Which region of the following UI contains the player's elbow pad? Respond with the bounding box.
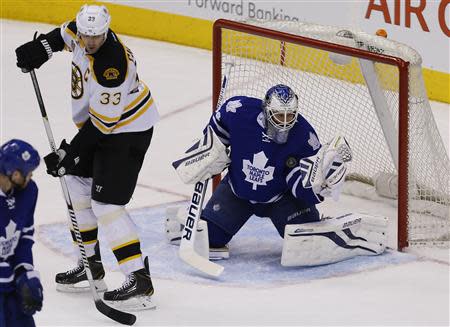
[286,167,324,204]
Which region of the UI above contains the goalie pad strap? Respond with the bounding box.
[281,213,388,267]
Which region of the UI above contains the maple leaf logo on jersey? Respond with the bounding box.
[242,151,274,190]
[0,221,20,260]
[6,197,15,210]
[226,100,242,113]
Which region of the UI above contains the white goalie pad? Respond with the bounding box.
[165,205,209,258]
[281,213,388,267]
[172,126,231,184]
[165,205,187,244]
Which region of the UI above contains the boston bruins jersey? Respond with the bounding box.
[60,21,159,134]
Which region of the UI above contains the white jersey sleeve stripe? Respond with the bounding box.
[212,115,230,138]
[21,235,34,241]
[22,225,35,233]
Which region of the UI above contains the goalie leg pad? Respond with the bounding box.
[165,206,229,260]
[194,220,209,259]
[165,205,187,245]
[281,213,388,267]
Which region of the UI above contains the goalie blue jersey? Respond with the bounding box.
[207,96,321,203]
[0,181,37,292]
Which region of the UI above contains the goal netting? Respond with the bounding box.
[212,19,449,249]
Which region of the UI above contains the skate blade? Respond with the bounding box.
[56,279,107,293]
[209,248,229,261]
[105,295,156,311]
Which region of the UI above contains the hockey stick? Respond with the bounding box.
[178,63,233,277]
[179,179,224,277]
[27,69,136,326]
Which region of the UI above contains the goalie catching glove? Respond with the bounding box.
[172,126,230,184]
[287,135,352,203]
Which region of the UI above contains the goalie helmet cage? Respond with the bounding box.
[212,19,450,250]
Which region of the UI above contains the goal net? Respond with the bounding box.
[212,19,449,250]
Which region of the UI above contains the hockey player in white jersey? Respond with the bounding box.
[15,5,158,309]
[171,84,387,267]
[0,139,43,327]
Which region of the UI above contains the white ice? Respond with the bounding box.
[0,20,449,326]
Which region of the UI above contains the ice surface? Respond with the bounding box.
[1,19,448,326]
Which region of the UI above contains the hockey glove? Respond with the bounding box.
[16,35,52,72]
[15,270,43,316]
[44,139,79,177]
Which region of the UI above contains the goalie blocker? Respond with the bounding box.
[172,126,230,184]
[281,213,388,266]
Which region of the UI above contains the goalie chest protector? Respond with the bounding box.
[208,96,321,203]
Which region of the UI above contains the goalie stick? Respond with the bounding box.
[178,63,233,277]
[27,69,137,326]
[179,179,224,277]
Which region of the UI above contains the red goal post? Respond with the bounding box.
[212,19,449,251]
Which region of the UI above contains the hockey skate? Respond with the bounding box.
[56,243,107,292]
[209,245,229,260]
[103,257,155,311]
[55,256,107,293]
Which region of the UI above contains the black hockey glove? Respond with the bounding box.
[15,28,65,72]
[15,35,53,72]
[44,139,79,177]
[15,269,43,316]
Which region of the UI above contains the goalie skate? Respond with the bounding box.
[55,258,107,293]
[209,245,230,261]
[104,257,156,311]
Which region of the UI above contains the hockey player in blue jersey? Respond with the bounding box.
[0,139,43,327]
[170,84,387,267]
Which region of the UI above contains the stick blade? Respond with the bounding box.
[179,248,224,277]
[95,299,137,326]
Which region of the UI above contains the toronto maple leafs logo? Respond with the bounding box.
[266,85,295,105]
[225,100,242,113]
[22,150,31,161]
[242,151,274,190]
[6,197,15,210]
[0,221,20,259]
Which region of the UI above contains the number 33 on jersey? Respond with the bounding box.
[63,20,159,134]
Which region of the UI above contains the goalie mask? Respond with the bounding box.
[76,5,111,37]
[263,84,299,144]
